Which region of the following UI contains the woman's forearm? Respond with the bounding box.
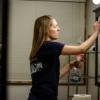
[59,63,70,79]
[59,60,77,79]
[80,31,99,52]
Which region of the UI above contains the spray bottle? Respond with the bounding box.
[70,54,84,83]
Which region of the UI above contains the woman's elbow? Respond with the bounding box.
[80,46,88,53]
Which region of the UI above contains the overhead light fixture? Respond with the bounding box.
[92,0,100,5]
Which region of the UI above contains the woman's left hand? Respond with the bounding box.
[70,54,85,68]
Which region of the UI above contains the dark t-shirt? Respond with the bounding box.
[30,41,64,100]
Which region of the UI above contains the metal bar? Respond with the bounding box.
[67,55,71,100]
[22,0,86,3]
[86,53,89,94]
[76,85,78,94]
[97,87,100,100]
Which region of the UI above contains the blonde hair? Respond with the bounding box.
[30,15,53,61]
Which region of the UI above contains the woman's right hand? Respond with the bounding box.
[93,21,100,33]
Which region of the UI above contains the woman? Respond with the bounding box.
[28,15,100,100]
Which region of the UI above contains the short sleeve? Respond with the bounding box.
[38,41,65,56]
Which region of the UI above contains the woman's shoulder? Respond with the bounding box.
[43,40,64,46]
[41,40,65,51]
[37,41,65,56]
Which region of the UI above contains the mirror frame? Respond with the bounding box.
[93,7,100,86]
[0,0,9,99]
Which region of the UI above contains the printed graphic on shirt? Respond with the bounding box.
[30,62,43,74]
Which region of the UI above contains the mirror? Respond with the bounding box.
[7,0,86,85]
